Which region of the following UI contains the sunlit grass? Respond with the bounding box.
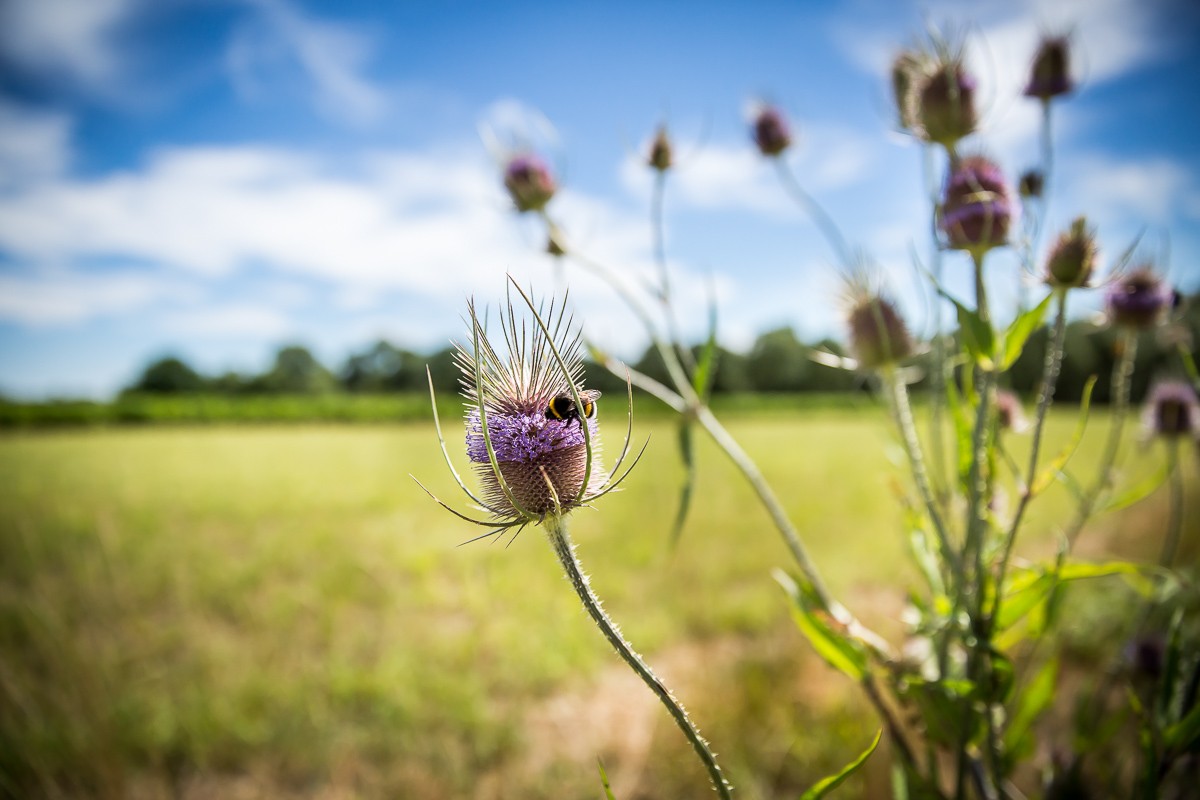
[0,408,1193,798]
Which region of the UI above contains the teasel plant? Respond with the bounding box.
[477,21,1199,799]
[415,278,733,799]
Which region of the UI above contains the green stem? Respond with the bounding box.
[883,367,960,585]
[991,290,1068,619]
[1160,439,1183,568]
[1066,328,1138,548]
[924,142,949,498]
[650,170,696,374]
[544,515,733,799]
[773,157,854,269]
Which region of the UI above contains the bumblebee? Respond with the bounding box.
[545,390,600,428]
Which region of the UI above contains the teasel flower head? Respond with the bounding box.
[995,390,1030,433]
[751,104,792,157]
[648,125,673,172]
[503,152,557,213]
[1044,216,1098,290]
[940,155,1014,254]
[1142,380,1199,439]
[1018,169,1044,199]
[843,274,914,371]
[914,45,977,147]
[1024,35,1073,102]
[418,280,640,541]
[1106,266,1172,329]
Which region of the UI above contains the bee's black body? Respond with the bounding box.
[545,390,600,428]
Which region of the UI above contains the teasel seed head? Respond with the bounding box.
[1044,216,1098,290]
[915,57,977,147]
[1024,36,1074,102]
[503,153,557,213]
[940,155,1014,254]
[648,125,673,172]
[752,104,792,157]
[1142,380,1199,439]
[1018,169,1044,199]
[1106,266,1172,329]
[844,278,913,370]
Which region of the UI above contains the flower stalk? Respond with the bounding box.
[544,514,734,799]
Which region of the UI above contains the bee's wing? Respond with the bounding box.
[580,389,602,401]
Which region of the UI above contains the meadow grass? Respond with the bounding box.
[0,407,1193,798]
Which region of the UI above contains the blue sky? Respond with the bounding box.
[1,0,1198,399]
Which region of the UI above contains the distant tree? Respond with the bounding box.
[746,327,811,392]
[259,345,334,394]
[341,340,425,392]
[425,347,461,396]
[130,356,205,394]
[806,338,860,393]
[707,346,751,393]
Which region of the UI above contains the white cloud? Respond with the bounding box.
[1064,153,1198,227]
[164,305,293,338]
[620,126,878,217]
[0,0,134,86]
[0,269,184,326]
[227,0,387,124]
[0,102,72,190]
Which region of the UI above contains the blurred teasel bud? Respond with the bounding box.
[1044,216,1097,289]
[995,390,1030,433]
[844,280,913,370]
[915,57,977,147]
[940,155,1014,254]
[1025,36,1074,102]
[1124,633,1166,681]
[503,153,557,213]
[752,104,792,157]
[1018,169,1044,199]
[1142,380,1199,439]
[648,126,673,172]
[1106,266,1173,329]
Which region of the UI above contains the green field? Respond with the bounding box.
[1,408,1193,799]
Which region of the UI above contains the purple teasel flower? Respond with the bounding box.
[1024,36,1074,101]
[1106,267,1173,330]
[503,153,557,213]
[752,104,792,157]
[941,155,1015,254]
[1142,380,1199,439]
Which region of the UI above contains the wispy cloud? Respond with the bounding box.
[0,0,135,88]
[0,102,72,190]
[227,0,387,125]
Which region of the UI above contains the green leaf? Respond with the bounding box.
[800,729,882,800]
[669,420,697,548]
[1000,292,1053,371]
[598,759,617,800]
[1003,658,1059,765]
[775,571,867,681]
[1101,459,1171,512]
[1164,703,1200,751]
[943,364,974,486]
[947,292,995,369]
[1031,375,1097,495]
[692,291,719,401]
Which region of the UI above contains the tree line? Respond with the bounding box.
[127,297,1200,404]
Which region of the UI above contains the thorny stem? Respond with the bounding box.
[883,366,960,584]
[542,213,698,407]
[924,142,949,498]
[544,515,733,800]
[773,157,855,269]
[1066,328,1138,548]
[991,290,1068,620]
[957,249,999,800]
[539,201,924,782]
[650,170,696,373]
[1161,438,1183,568]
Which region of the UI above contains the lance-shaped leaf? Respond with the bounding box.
[799,729,882,800]
[1003,657,1059,768]
[999,292,1053,371]
[945,291,996,369]
[775,571,867,681]
[692,286,720,401]
[669,419,697,548]
[598,759,618,800]
[1101,459,1171,513]
[1031,375,1097,496]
